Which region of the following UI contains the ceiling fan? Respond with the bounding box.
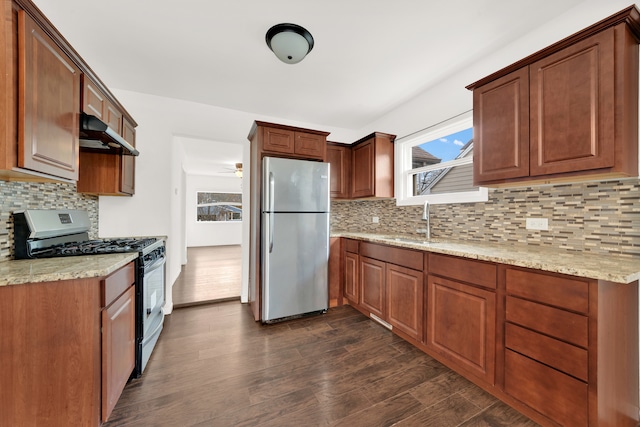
[221,163,243,177]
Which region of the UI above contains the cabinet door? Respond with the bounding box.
[82,75,106,119]
[359,256,385,318]
[121,118,136,195]
[294,132,325,159]
[344,251,359,304]
[326,143,351,199]
[351,139,374,198]
[105,102,123,135]
[18,11,80,181]
[473,67,529,184]
[386,264,423,341]
[263,126,294,154]
[530,28,615,176]
[426,274,496,384]
[102,285,135,422]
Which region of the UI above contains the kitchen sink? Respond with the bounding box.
[389,237,444,244]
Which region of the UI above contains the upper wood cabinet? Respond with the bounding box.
[326,142,351,199]
[0,0,137,186]
[351,132,395,198]
[77,76,136,196]
[469,7,640,186]
[256,122,328,160]
[18,10,80,181]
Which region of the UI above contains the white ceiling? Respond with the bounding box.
[32,0,585,175]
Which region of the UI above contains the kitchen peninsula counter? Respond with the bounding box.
[0,252,138,286]
[333,232,640,284]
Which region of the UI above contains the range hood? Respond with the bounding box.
[79,113,139,156]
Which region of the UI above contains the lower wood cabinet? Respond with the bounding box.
[343,240,359,305]
[360,256,386,319]
[102,285,135,422]
[355,242,425,342]
[335,237,639,426]
[0,261,136,426]
[426,274,496,384]
[386,263,423,340]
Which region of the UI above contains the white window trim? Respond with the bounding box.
[394,110,488,206]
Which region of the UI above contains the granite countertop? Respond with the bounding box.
[333,232,640,284]
[0,253,139,286]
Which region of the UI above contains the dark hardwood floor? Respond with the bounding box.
[105,302,539,426]
[172,246,242,307]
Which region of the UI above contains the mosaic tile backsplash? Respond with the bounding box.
[331,178,640,259]
[0,181,98,261]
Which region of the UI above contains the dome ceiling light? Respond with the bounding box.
[266,23,314,64]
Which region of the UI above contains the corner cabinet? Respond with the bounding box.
[469,7,640,186]
[17,10,80,181]
[351,132,395,198]
[326,142,351,199]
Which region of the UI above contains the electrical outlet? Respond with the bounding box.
[372,216,379,224]
[526,218,548,231]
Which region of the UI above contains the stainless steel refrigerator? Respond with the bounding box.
[262,156,330,322]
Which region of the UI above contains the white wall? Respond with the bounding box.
[98,0,637,316]
[186,174,242,247]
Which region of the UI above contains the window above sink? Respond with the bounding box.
[394,110,488,206]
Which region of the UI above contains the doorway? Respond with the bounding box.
[172,245,242,307]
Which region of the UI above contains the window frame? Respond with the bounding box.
[394,111,488,206]
[196,191,243,222]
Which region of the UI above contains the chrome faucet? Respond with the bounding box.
[422,201,430,240]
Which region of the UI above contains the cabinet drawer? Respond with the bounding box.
[102,262,135,307]
[345,239,359,253]
[360,242,423,271]
[505,323,588,381]
[506,268,589,313]
[428,253,496,289]
[505,350,588,427]
[506,296,588,347]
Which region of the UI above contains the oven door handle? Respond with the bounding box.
[144,256,166,273]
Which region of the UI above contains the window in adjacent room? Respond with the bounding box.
[394,110,487,206]
[196,192,242,222]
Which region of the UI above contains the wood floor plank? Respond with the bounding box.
[104,302,539,427]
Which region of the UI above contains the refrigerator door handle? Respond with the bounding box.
[268,172,275,213]
[268,172,275,252]
[268,213,274,253]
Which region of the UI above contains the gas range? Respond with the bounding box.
[12,209,166,378]
[13,209,162,259]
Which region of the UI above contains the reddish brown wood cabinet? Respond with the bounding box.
[343,240,360,305]
[469,8,640,186]
[0,261,136,426]
[501,267,639,427]
[0,1,137,185]
[426,254,497,384]
[260,124,326,160]
[354,242,424,341]
[18,10,80,181]
[351,132,395,198]
[101,262,136,422]
[326,142,351,199]
[77,77,137,196]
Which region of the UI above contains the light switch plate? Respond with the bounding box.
[372,216,379,224]
[526,218,548,231]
